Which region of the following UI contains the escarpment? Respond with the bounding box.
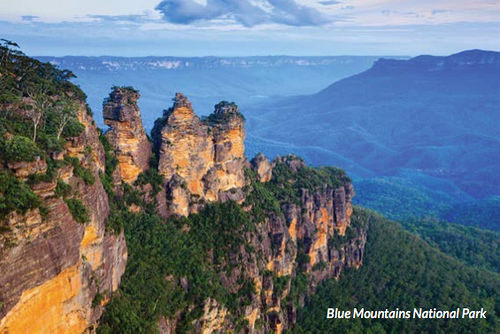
[103,87,152,184]
[1,45,367,334]
[93,90,367,332]
[152,155,367,333]
[0,99,127,333]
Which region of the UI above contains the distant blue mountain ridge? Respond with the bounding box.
[36,55,388,131]
[244,50,500,230]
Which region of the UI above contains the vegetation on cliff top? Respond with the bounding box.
[0,42,90,226]
[266,156,350,205]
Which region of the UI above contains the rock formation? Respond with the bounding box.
[0,101,127,333]
[0,83,366,334]
[221,156,365,332]
[251,153,273,183]
[103,87,152,184]
[152,94,246,215]
[156,154,366,333]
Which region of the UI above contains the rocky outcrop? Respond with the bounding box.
[0,102,127,333]
[160,155,366,333]
[152,94,246,216]
[7,157,47,179]
[0,86,366,334]
[251,153,272,183]
[103,87,152,184]
[244,157,365,332]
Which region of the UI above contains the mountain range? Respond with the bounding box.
[245,50,500,229]
[36,51,500,229]
[36,55,388,130]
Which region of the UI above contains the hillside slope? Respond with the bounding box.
[295,208,499,333]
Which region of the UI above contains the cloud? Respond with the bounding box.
[88,14,149,23]
[155,0,329,27]
[319,0,341,5]
[21,15,39,21]
[431,9,449,15]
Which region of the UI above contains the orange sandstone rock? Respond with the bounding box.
[103,87,152,184]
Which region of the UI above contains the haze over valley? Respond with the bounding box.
[40,50,500,230]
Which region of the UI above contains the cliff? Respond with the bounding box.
[94,91,366,333]
[0,101,127,333]
[144,154,366,333]
[0,44,367,334]
[103,87,152,184]
[198,156,366,333]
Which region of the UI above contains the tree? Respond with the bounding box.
[0,39,20,66]
[55,98,78,140]
[26,86,51,142]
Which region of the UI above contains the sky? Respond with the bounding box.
[0,0,499,56]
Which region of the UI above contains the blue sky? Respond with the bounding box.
[0,0,499,56]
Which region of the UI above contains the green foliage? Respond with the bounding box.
[65,198,90,224]
[0,42,85,102]
[244,167,281,222]
[0,171,40,219]
[267,158,349,204]
[294,208,499,333]
[2,135,40,162]
[204,101,245,124]
[92,292,104,308]
[441,196,500,231]
[273,275,290,298]
[54,178,72,198]
[66,156,95,185]
[99,201,258,332]
[287,272,308,305]
[135,167,164,196]
[400,218,499,272]
[99,134,118,180]
[112,85,139,93]
[37,134,65,153]
[62,118,85,138]
[354,177,500,231]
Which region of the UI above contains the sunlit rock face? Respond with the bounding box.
[152,93,246,216]
[103,87,152,184]
[251,153,273,183]
[0,103,127,333]
[158,154,365,333]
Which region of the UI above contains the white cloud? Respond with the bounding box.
[0,0,498,28]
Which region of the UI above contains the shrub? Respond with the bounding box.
[65,198,90,224]
[62,118,85,138]
[135,167,164,196]
[2,135,40,162]
[54,179,72,198]
[66,156,95,185]
[0,171,40,218]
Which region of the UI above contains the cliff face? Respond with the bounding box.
[0,102,127,333]
[103,87,152,184]
[155,154,366,334]
[94,92,366,333]
[153,94,246,216]
[211,157,366,333]
[0,76,366,333]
